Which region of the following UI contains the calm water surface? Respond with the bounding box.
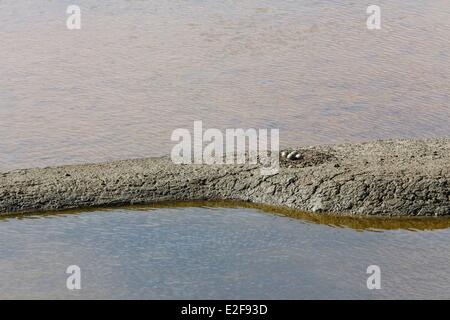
[0,205,449,299]
[0,0,449,170]
[1,1,449,299]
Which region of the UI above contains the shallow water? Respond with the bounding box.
[0,205,449,299]
[1,0,449,170]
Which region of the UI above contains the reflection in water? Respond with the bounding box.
[5,201,450,231]
[0,205,449,299]
[0,0,449,170]
[141,201,450,232]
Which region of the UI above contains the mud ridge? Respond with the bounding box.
[1,139,449,217]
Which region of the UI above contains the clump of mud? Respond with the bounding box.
[280,149,336,168]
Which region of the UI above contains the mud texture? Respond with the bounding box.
[0,139,449,217]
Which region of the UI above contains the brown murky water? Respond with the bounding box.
[1,0,449,170]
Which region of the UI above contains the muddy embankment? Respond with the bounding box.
[0,139,449,217]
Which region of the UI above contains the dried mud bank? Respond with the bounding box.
[1,139,449,217]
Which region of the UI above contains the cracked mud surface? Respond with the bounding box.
[1,139,449,217]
